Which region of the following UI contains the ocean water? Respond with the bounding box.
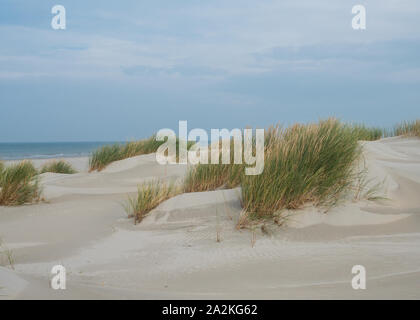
[0,142,119,160]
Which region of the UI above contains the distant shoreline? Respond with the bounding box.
[3,155,88,161]
[1,154,89,161]
[0,141,120,161]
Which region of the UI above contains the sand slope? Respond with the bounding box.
[1,138,420,299]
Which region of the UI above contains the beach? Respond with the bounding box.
[0,136,419,299]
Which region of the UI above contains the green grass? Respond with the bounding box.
[394,120,420,137]
[0,161,41,206]
[89,144,122,172]
[183,132,276,193]
[89,135,194,172]
[184,140,245,192]
[241,118,361,218]
[89,135,162,172]
[40,160,77,174]
[124,180,180,223]
[350,124,383,141]
[183,120,382,217]
[184,162,243,192]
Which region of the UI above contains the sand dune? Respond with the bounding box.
[1,137,420,299]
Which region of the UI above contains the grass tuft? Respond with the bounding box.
[89,144,122,172]
[350,124,383,141]
[241,118,361,218]
[0,161,41,206]
[89,135,163,172]
[89,135,193,172]
[184,134,272,193]
[124,180,181,224]
[40,160,77,174]
[184,159,243,193]
[394,120,420,137]
[0,237,15,270]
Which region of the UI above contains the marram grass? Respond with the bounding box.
[394,119,420,137]
[183,131,277,193]
[0,161,41,206]
[184,162,243,193]
[40,160,77,174]
[89,135,193,172]
[115,117,419,225]
[241,118,362,218]
[183,120,381,218]
[124,180,181,224]
[89,135,164,172]
[89,144,122,172]
[184,141,245,193]
[349,124,383,141]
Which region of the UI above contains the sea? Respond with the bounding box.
[0,142,120,160]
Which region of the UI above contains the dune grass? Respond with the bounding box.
[124,180,181,224]
[40,160,77,174]
[89,135,194,172]
[394,120,420,137]
[183,142,244,192]
[0,237,15,269]
[89,135,162,172]
[120,118,418,225]
[89,144,122,172]
[0,161,41,206]
[183,131,277,193]
[183,120,377,218]
[184,162,243,193]
[241,119,361,218]
[350,124,383,141]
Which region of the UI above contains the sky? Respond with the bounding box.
[0,0,419,142]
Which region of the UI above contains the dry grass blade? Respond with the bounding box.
[0,237,15,270]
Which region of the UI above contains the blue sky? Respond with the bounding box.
[0,0,419,142]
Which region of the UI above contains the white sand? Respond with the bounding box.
[1,137,420,299]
